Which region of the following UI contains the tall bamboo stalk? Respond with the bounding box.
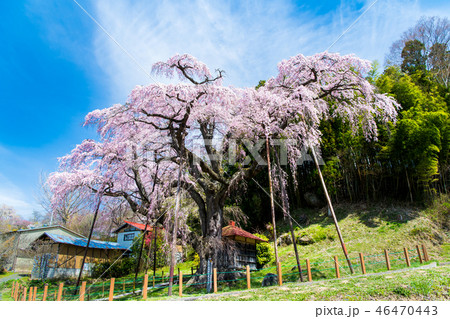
[310,146,354,274]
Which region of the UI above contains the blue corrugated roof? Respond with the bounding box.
[43,232,129,250]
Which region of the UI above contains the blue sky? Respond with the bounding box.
[1,0,449,218]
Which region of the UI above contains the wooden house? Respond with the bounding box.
[0,225,85,274]
[30,232,129,279]
[112,220,157,249]
[222,221,267,270]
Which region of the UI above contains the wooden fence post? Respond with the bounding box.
[334,256,340,279]
[13,282,18,301]
[306,259,312,282]
[57,283,64,301]
[213,268,217,293]
[416,245,423,263]
[22,287,27,301]
[179,271,183,297]
[384,249,391,270]
[12,282,16,300]
[277,262,283,286]
[153,276,155,288]
[359,253,366,274]
[28,287,33,301]
[403,247,411,267]
[122,280,125,293]
[42,284,48,301]
[79,281,86,301]
[142,274,148,299]
[33,286,37,301]
[162,271,164,282]
[246,265,251,289]
[109,278,115,301]
[422,244,429,262]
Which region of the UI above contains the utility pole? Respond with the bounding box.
[310,146,354,274]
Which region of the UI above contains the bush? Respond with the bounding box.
[91,257,135,279]
[299,225,335,243]
[254,233,274,269]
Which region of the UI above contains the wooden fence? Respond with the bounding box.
[9,244,430,301]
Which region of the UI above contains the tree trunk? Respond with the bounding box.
[195,195,229,273]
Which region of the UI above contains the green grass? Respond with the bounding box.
[204,264,450,301]
[0,271,12,279]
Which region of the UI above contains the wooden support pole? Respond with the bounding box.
[22,287,27,301]
[306,259,312,282]
[28,287,33,301]
[277,262,283,286]
[213,268,217,293]
[265,137,280,268]
[384,249,391,270]
[359,253,366,274]
[142,274,148,300]
[422,244,429,262]
[311,146,354,274]
[109,278,115,301]
[33,286,37,301]
[43,284,48,301]
[57,283,64,301]
[153,276,155,288]
[122,280,125,293]
[79,282,86,301]
[179,271,183,297]
[246,265,251,289]
[403,247,411,267]
[334,256,340,279]
[54,291,57,301]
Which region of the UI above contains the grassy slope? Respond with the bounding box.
[274,199,450,266]
[205,264,450,301]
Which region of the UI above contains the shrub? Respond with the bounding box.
[91,257,135,279]
[299,225,335,243]
[254,233,274,269]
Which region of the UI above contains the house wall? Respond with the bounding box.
[229,236,258,270]
[31,243,125,279]
[116,229,141,248]
[0,226,85,273]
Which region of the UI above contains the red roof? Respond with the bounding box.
[222,221,267,242]
[123,220,154,231]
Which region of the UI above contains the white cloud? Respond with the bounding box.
[86,0,449,102]
[0,173,39,218]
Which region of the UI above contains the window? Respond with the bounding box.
[123,233,135,241]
